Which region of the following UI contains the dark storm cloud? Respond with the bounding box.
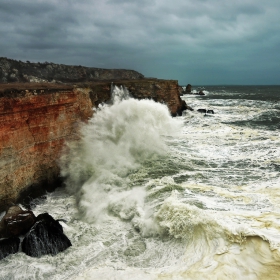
[0,1,78,52]
[0,0,279,84]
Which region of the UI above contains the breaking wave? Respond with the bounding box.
[2,85,277,279]
[60,85,182,223]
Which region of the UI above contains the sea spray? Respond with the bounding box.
[1,86,280,279]
[58,85,280,280]
[60,85,182,222]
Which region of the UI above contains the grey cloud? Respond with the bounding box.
[0,0,279,84]
[0,1,54,15]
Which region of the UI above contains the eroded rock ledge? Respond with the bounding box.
[0,79,186,211]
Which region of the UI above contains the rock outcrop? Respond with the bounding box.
[197,109,214,114]
[0,84,95,211]
[22,212,72,257]
[0,206,71,259]
[0,205,36,238]
[0,57,144,83]
[103,79,185,116]
[0,60,189,211]
[0,237,20,260]
[185,84,192,93]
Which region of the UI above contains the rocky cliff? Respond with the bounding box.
[0,84,93,211]
[0,57,144,83]
[84,79,185,116]
[0,78,185,211]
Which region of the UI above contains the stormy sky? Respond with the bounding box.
[1,0,279,85]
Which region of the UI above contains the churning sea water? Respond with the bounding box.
[0,85,279,280]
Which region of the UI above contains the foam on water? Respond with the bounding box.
[60,85,182,223]
[69,87,280,279]
[1,86,280,280]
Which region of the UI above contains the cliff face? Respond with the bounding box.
[83,79,184,116]
[0,79,184,211]
[113,79,183,116]
[0,86,93,211]
[0,57,144,83]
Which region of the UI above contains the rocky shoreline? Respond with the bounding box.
[0,205,71,259]
[0,58,191,213]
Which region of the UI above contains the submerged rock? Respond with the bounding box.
[198,90,205,95]
[197,109,215,114]
[197,109,207,113]
[22,213,71,257]
[0,237,20,260]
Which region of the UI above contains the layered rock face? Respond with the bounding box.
[0,85,97,211]
[0,57,144,83]
[0,77,185,211]
[88,79,184,116]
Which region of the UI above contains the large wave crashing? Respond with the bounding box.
[59,85,182,223]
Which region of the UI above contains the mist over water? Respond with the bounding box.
[1,85,280,280]
[60,85,182,225]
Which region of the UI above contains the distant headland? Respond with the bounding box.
[0,57,144,84]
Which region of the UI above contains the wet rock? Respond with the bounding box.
[185,84,192,93]
[0,78,183,210]
[0,205,36,238]
[198,90,205,95]
[176,100,194,116]
[181,99,194,111]
[0,237,20,260]
[197,109,214,114]
[197,109,207,113]
[22,213,71,257]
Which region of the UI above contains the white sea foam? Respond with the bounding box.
[65,87,280,279]
[70,188,280,280]
[60,85,182,222]
[1,86,280,280]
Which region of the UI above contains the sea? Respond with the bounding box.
[0,85,280,280]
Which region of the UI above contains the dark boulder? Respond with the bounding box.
[197,109,207,113]
[185,84,192,93]
[22,213,71,257]
[0,205,36,238]
[198,90,205,95]
[197,109,214,114]
[0,237,20,260]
